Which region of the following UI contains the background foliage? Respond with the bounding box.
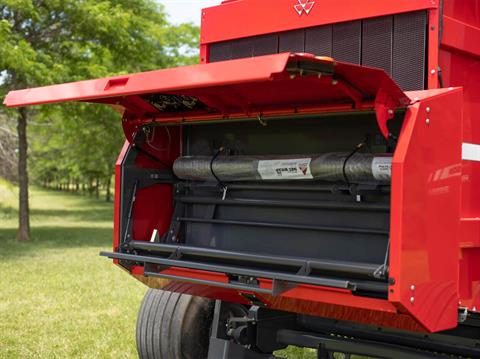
[0,0,199,202]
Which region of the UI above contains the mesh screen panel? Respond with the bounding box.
[208,11,428,90]
[332,21,362,64]
[209,41,232,62]
[253,34,279,56]
[231,38,254,59]
[362,16,393,75]
[393,11,427,91]
[305,25,332,57]
[279,29,305,53]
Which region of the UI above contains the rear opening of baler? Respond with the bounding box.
[117,111,402,300]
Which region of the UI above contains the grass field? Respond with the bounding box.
[0,182,146,358]
[0,182,323,358]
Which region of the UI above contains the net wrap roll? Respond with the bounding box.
[173,153,392,183]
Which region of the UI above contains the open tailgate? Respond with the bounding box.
[4,53,409,138]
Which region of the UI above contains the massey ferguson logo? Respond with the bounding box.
[294,0,315,15]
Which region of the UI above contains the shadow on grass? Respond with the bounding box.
[0,186,116,259]
[0,203,17,220]
[0,226,114,260]
[29,208,114,222]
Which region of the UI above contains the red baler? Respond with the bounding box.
[5,0,480,357]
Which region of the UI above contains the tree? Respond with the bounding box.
[0,114,17,182]
[0,0,199,240]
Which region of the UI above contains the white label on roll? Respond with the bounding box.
[257,158,313,180]
[372,157,392,180]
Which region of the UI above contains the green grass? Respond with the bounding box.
[0,182,364,359]
[0,184,145,358]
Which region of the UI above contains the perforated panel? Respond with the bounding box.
[362,16,393,75]
[208,11,427,91]
[393,11,427,91]
[279,29,305,53]
[305,25,332,57]
[209,41,232,62]
[231,38,253,59]
[253,34,279,56]
[332,21,361,64]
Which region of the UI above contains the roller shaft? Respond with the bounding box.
[173,153,392,184]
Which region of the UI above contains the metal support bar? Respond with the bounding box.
[126,241,387,279]
[163,202,184,242]
[183,182,391,194]
[144,270,275,294]
[335,78,364,109]
[121,180,138,246]
[178,216,389,236]
[100,251,389,294]
[297,315,480,358]
[277,330,446,359]
[177,196,390,212]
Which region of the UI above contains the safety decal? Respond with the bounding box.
[257,158,313,180]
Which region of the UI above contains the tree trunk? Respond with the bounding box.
[105,176,111,202]
[95,177,100,200]
[17,108,30,241]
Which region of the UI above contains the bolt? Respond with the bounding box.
[332,79,338,85]
[290,74,296,80]
[388,109,394,115]
[426,118,430,125]
[410,285,415,291]
[410,297,415,303]
[431,69,436,75]
[426,107,431,113]
[473,307,477,312]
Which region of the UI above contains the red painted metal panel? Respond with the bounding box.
[3,54,291,108]
[439,1,480,313]
[442,15,480,59]
[4,55,408,132]
[135,268,426,332]
[200,0,437,44]
[443,0,480,29]
[427,9,440,89]
[132,185,173,241]
[389,88,463,332]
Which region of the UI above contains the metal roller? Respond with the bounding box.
[173,153,392,183]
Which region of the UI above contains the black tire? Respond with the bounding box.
[136,289,214,359]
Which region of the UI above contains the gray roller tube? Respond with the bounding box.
[173,153,392,183]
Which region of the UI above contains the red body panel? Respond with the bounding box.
[200,0,437,44]
[4,0,480,334]
[3,54,408,143]
[440,0,480,312]
[3,54,291,108]
[389,88,463,331]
